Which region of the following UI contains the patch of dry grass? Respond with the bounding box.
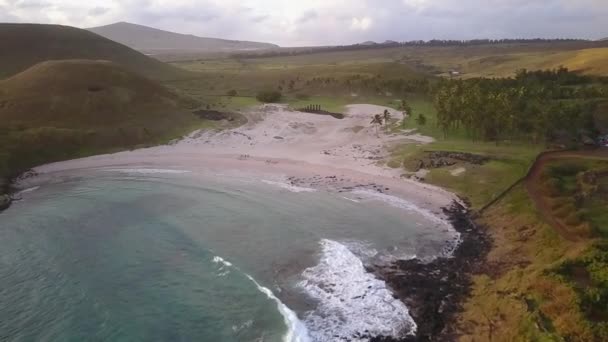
[458,187,595,341]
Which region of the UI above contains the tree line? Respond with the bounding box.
[231,39,604,60]
[433,68,607,143]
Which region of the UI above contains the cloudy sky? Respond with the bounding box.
[1,0,607,46]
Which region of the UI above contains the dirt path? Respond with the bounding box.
[524,149,608,241]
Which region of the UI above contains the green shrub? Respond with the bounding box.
[295,93,310,100]
[256,90,282,103]
[227,89,238,97]
[416,113,427,126]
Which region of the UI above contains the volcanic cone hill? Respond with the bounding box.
[0,60,202,181]
[0,23,190,80]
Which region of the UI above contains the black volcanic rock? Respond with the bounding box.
[371,202,492,341]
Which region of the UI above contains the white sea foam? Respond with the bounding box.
[212,256,233,277]
[351,190,462,257]
[340,196,361,203]
[212,255,311,342]
[232,319,253,333]
[352,189,447,226]
[262,180,317,193]
[14,186,40,196]
[102,168,191,174]
[212,256,233,267]
[246,275,312,342]
[298,239,416,341]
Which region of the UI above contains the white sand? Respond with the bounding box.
[22,104,459,212]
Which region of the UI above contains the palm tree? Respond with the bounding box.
[400,100,412,127]
[383,110,391,130]
[370,114,383,137]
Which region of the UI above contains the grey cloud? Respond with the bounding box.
[297,10,318,24]
[1,0,607,46]
[251,15,269,23]
[15,0,50,9]
[88,6,109,17]
[0,5,19,21]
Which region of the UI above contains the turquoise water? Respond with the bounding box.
[0,169,457,341]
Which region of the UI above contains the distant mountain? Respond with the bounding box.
[87,22,279,54]
[360,41,377,46]
[383,40,398,45]
[0,23,188,80]
[600,37,608,41]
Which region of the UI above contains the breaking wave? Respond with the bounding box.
[262,180,317,193]
[298,239,416,341]
[102,168,191,174]
[212,255,311,342]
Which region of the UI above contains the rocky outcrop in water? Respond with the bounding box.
[0,194,12,211]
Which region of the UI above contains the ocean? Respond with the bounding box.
[0,168,458,341]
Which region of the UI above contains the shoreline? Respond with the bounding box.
[370,202,491,341]
[6,104,488,341]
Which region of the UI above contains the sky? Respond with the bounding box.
[1,0,607,46]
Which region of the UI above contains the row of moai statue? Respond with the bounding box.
[304,104,321,112]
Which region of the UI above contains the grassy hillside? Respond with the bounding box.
[430,47,608,78]
[0,23,191,80]
[387,101,608,340]
[88,22,278,55]
[179,41,608,79]
[163,41,608,114]
[167,54,429,113]
[0,60,207,191]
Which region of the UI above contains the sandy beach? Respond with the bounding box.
[19,104,458,216]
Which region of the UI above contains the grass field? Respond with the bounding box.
[541,160,608,237]
[169,41,608,86]
[443,47,608,79]
[386,95,543,209]
[165,41,608,116]
[168,57,426,108]
[458,186,597,341]
[479,158,608,341]
[383,94,607,340]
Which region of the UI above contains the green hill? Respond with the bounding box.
[0,60,204,190]
[88,22,278,55]
[0,23,190,80]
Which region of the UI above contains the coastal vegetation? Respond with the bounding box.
[433,68,606,143]
[256,90,282,103]
[387,77,608,340]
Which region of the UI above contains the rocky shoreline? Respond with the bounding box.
[370,201,491,342]
[283,174,491,341]
[0,170,41,213]
[0,193,11,211]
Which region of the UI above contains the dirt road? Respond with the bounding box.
[525,149,608,241]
